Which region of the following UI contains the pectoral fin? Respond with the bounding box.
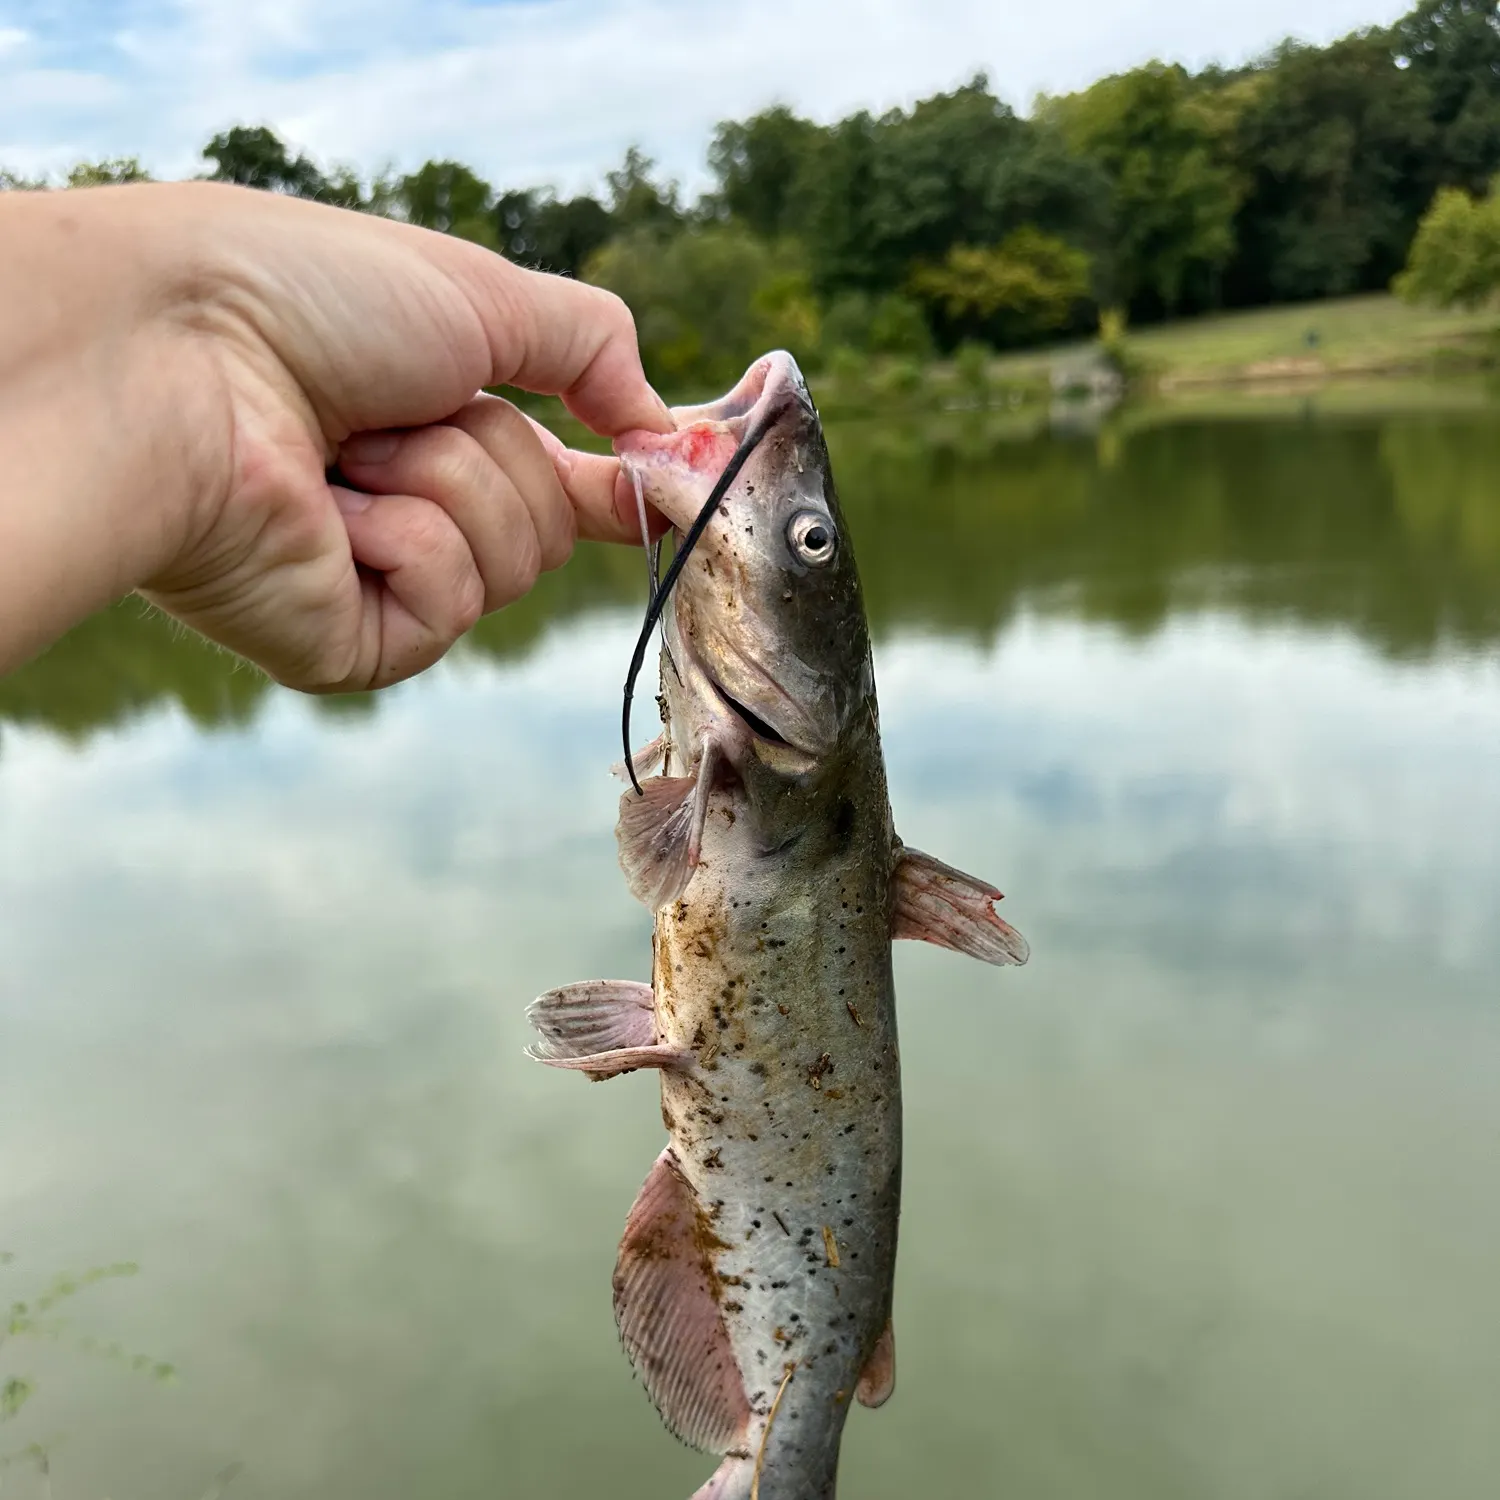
[526,980,689,1081]
[892,846,1030,966]
[528,979,656,1054]
[614,1149,752,1454]
[616,738,723,910]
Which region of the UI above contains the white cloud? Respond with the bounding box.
[0,0,1413,191]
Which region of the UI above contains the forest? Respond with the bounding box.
[6,0,1500,388]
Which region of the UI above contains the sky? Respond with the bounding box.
[0,0,1412,195]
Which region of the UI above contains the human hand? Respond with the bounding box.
[0,181,672,688]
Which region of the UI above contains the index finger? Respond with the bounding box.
[523,415,672,546]
[438,244,676,438]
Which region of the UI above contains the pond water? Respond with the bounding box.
[2,390,1499,1499]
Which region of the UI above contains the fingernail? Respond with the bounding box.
[340,431,400,466]
[333,486,372,515]
[650,393,676,432]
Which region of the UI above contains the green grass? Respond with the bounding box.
[990,292,1500,388]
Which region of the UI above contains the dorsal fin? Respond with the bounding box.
[613,1149,752,1454]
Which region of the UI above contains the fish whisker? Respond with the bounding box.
[620,407,781,796]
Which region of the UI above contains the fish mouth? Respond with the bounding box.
[614,351,815,528]
[671,349,815,431]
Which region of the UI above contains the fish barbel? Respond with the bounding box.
[528,352,1028,1499]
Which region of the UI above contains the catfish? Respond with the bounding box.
[527,351,1027,1498]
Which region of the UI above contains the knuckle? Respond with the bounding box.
[480,393,527,440]
[507,516,543,599]
[597,286,637,338]
[538,506,577,573]
[406,501,455,558]
[418,430,485,499]
[271,639,362,695]
[451,571,485,634]
[478,401,531,460]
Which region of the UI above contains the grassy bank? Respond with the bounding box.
[808,294,1500,413]
[990,292,1500,391]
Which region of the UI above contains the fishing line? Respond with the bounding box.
[630,468,656,602]
[621,408,779,796]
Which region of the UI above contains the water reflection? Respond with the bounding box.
[6,393,1500,743]
[2,392,1498,1500]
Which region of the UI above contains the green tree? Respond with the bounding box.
[909,228,1093,347]
[1225,34,1432,303]
[708,106,824,239]
[494,189,613,277]
[788,111,885,293]
[1396,0,1500,195]
[605,146,683,237]
[795,79,1097,297]
[718,78,1100,320]
[1393,178,1500,305]
[399,160,495,244]
[988,121,1111,255]
[860,78,1031,267]
[202,125,329,198]
[66,158,152,186]
[585,225,818,391]
[821,292,935,358]
[1043,62,1241,315]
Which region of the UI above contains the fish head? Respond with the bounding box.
[617,351,875,776]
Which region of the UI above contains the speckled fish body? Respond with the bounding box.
[527,353,1028,1500]
[647,418,900,1499]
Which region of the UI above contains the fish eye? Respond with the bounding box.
[787,510,836,566]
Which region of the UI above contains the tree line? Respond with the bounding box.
[5,0,1500,388]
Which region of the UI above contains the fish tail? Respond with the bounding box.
[689,1455,754,1500]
